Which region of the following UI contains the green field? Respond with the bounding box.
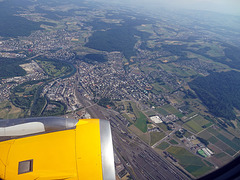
[216,134,240,151]
[225,148,236,156]
[162,104,179,114]
[167,146,213,177]
[150,131,166,146]
[208,136,218,144]
[207,127,220,136]
[36,59,73,78]
[207,127,240,153]
[199,129,216,141]
[144,110,156,117]
[169,139,178,145]
[157,123,168,132]
[130,102,148,133]
[122,113,133,123]
[183,115,212,134]
[214,152,227,158]
[214,140,236,156]
[183,119,204,133]
[190,115,212,127]
[129,125,150,144]
[0,101,23,119]
[160,104,184,118]
[183,131,192,138]
[159,63,197,77]
[156,108,170,116]
[151,83,163,92]
[156,142,170,150]
[136,24,154,34]
[203,160,214,167]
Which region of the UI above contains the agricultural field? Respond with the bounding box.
[210,152,233,167]
[169,139,178,145]
[155,108,170,116]
[199,127,239,157]
[160,104,184,118]
[158,63,198,78]
[167,146,213,178]
[189,115,212,128]
[130,102,148,133]
[183,119,204,133]
[156,142,170,150]
[207,127,240,152]
[150,131,166,146]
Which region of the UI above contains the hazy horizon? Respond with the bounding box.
[95,0,240,16]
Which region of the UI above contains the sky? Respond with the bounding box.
[107,0,240,16]
[154,0,240,15]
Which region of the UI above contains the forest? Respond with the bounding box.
[85,19,150,59]
[0,58,27,79]
[189,71,240,120]
[83,54,107,64]
[0,0,43,37]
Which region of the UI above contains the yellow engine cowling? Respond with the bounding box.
[0,117,115,180]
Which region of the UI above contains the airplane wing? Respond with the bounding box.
[0,117,115,180]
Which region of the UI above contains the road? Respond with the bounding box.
[75,86,190,180]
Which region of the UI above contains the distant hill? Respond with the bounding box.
[85,18,150,59]
[189,71,240,120]
[0,0,53,37]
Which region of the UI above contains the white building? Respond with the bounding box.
[150,116,163,123]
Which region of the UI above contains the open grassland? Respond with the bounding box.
[122,113,133,123]
[150,131,166,146]
[36,59,74,78]
[0,101,22,119]
[161,104,184,118]
[167,146,213,178]
[156,108,170,116]
[37,61,65,77]
[129,125,150,144]
[136,24,154,34]
[144,110,156,117]
[186,51,231,72]
[130,102,148,133]
[151,83,163,92]
[139,65,156,74]
[157,123,168,132]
